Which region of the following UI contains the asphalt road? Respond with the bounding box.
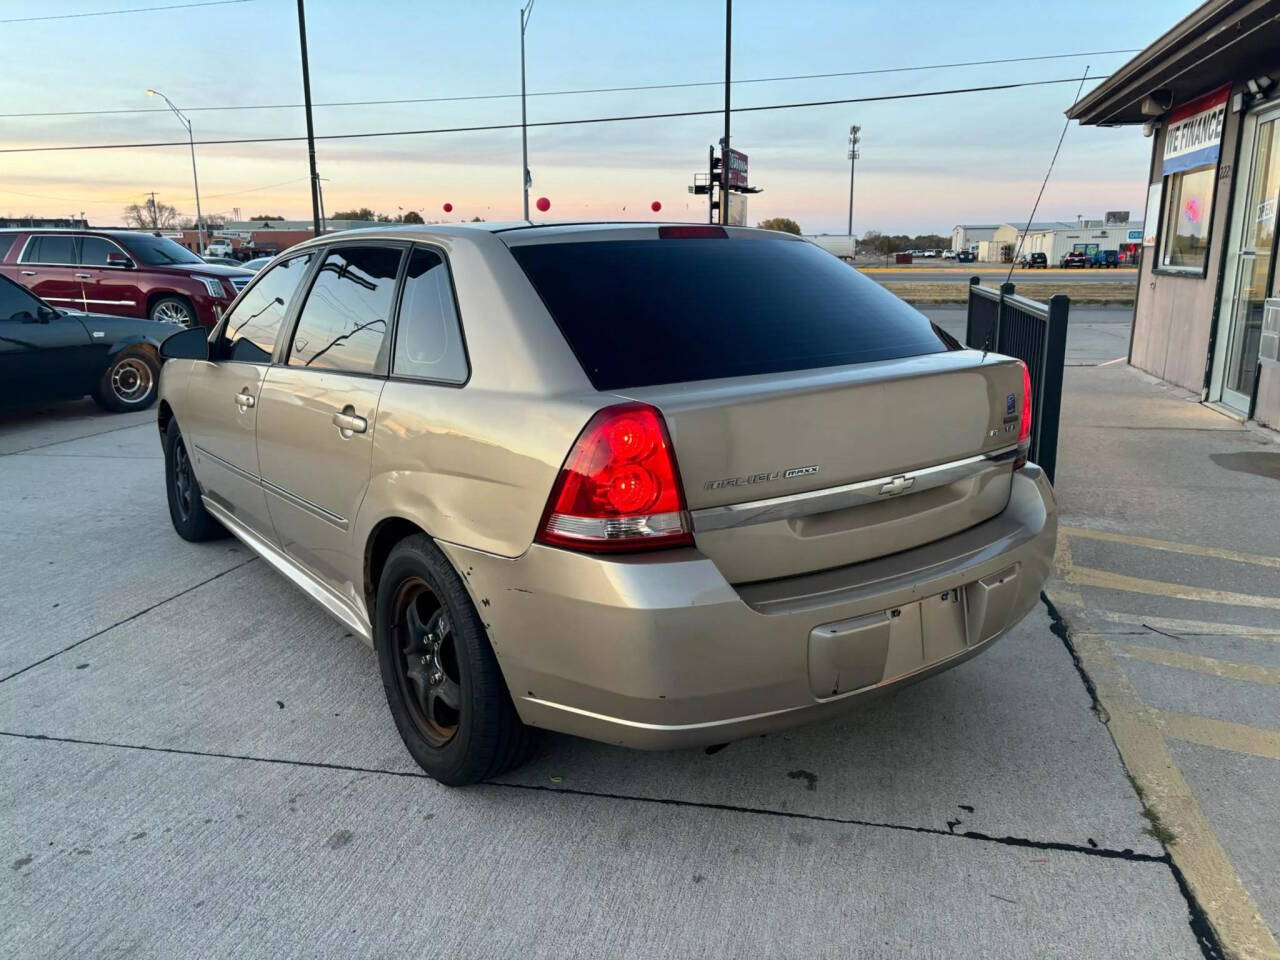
[1,390,1205,959]
[922,304,1133,367]
[861,265,1138,284]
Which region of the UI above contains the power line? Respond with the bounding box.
[0,0,252,24]
[0,49,1138,120]
[0,74,1106,155]
[0,175,310,207]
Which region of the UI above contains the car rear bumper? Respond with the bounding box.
[439,465,1057,750]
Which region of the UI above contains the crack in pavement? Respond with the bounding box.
[0,419,154,457]
[1040,593,1226,960]
[0,558,257,683]
[1,729,1168,866]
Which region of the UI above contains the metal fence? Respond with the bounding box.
[965,277,1068,484]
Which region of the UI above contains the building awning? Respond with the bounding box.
[1067,0,1280,126]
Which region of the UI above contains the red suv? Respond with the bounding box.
[0,229,253,327]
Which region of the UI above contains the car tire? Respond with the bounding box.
[150,296,197,327]
[375,533,534,786]
[93,345,160,412]
[163,421,227,542]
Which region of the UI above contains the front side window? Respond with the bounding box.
[0,235,15,260]
[223,253,314,363]
[1160,165,1216,272]
[124,233,204,265]
[79,237,119,266]
[287,245,401,374]
[392,247,468,383]
[20,235,76,265]
[0,275,46,321]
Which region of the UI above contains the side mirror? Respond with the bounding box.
[160,325,211,361]
[106,252,134,270]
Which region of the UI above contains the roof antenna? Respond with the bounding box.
[1005,66,1091,287]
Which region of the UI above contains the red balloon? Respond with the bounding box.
[651,201,662,212]
[442,202,453,213]
[536,196,550,212]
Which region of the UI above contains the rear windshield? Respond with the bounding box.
[510,236,952,390]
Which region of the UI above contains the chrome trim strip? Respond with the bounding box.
[202,497,372,642]
[192,443,259,485]
[690,446,1017,533]
[261,477,348,530]
[192,443,348,529]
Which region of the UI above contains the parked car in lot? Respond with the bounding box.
[157,223,1056,785]
[1091,249,1119,268]
[202,256,242,267]
[1060,250,1091,268]
[204,239,236,259]
[956,250,976,263]
[0,228,252,328]
[1022,252,1048,269]
[240,256,273,272]
[0,272,170,413]
[942,249,957,260]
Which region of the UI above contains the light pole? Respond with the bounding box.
[721,0,731,226]
[520,0,535,220]
[847,125,860,244]
[147,88,204,248]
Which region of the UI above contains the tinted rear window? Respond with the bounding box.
[510,237,951,390]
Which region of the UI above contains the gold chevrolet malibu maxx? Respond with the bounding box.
[157,223,1056,785]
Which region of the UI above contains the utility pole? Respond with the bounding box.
[847,125,861,244]
[296,0,322,236]
[520,0,535,220]
[720,0,731,225]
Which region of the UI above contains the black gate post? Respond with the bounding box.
[1036,293,1069,484]
[995,281,1015,354]
[965,276,981,346]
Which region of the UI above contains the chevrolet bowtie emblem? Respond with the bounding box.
[879,475,915,496]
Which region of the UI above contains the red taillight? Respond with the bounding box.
[1014,360,1033,470]
[536,403,693,553]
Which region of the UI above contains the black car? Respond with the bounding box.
[0,273,174,413]
[1023,252,1048,268]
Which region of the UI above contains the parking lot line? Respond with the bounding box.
[1115,643,1280,686]
[1096,612,1280,640]
[1063,566,1280,610]
[1060,526,1280,570]
[1155,711,1280,762]
[1071,633,1280,960]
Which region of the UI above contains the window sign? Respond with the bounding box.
[1143,183,1162,246]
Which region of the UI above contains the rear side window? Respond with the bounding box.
[392,247,467,383]
[510,236,952,390]
[224,252,314,363]
[287,245,402,374]
[0,235,14,260]
[20,235,77,265]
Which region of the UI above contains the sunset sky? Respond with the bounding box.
[1,0,1196,233]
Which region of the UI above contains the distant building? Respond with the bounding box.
[0,216,88,230]
[171,218,384,256]
[950,224,999,252]
[982,219,1145,264]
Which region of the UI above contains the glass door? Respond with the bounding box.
[1214,106,1280,413]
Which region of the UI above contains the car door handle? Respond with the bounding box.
[74,272,92,279]
[332,409,368,435]
[234,391,256,410]
[20,270,36,276]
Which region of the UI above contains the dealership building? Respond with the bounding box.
[1068,0,1280,429]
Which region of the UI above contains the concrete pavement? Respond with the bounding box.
[0,379,1214,958]
[1048,364,1280,960]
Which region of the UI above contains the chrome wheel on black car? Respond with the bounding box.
[93,346,160,412]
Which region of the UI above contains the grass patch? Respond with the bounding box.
[882,280,1135,305]
[1125,771,1177,846]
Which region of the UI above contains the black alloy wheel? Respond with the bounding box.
[392,577,462,747]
